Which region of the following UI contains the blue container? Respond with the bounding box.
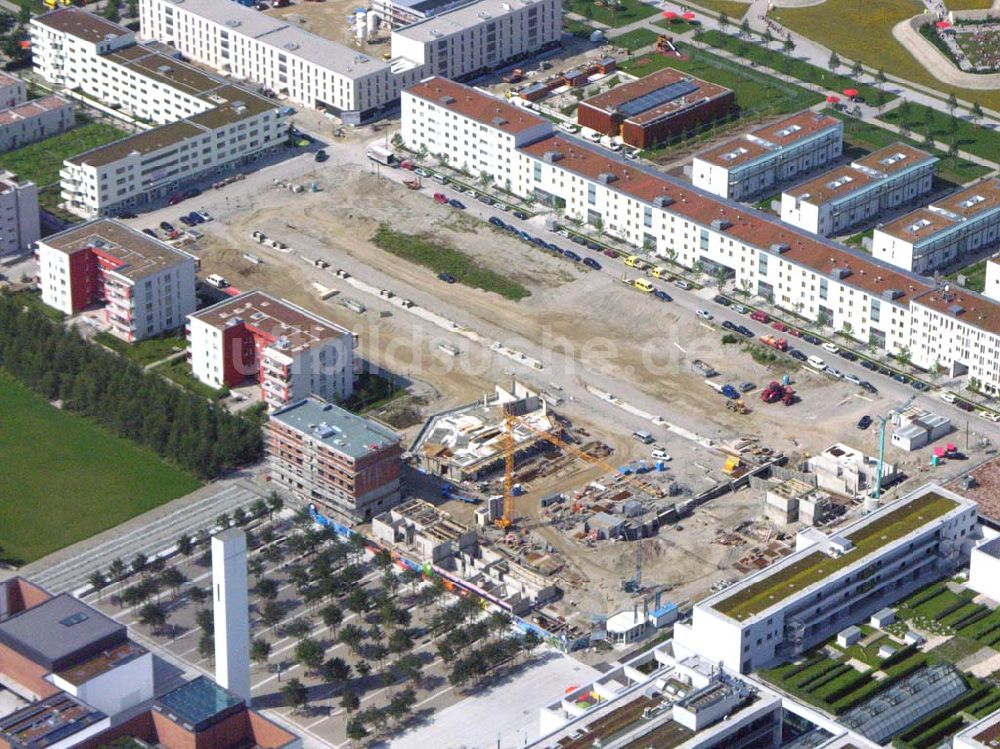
[656,460,666,471]
[782,374,791,385]
[931,455,940,467]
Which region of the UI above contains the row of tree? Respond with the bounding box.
[0,293,264,478]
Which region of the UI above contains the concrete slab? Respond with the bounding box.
[388,649,601,749]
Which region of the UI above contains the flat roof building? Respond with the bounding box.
[187,291,355,409]
[0,94,74,154]
[0,693,108,749]
[0,171,38,257]
[873,178,1000,274]
[675,484,977,672]
[267,397,403,523]
[692,111,844,201]
[578,68,735,150]
[38,218,197,341]
[781,143,937,236]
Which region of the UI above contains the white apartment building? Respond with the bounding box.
[673,484,976,673]
[0,95,75,153]
[372,0,470,29]
[692,110,843,201]
[0,72,26,109]
[872,178,1000,274]
[139,0,559,123]
[186,291,356,409]
[400,78,1000,393]
[0,171,39,256]
[31,8,288,218]
[37,219,197,341]
[390,0,560,82]
[780,143,937,236]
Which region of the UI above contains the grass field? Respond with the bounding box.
[0,120,127,187]
[653,19,700,34]
[944,0,994,8]
[688,0,751,18]
[0,371,201,564]
[695,29,893,105]
[824,109,992,184]
[880,102,1000,164]
[948,257,987,291]
[372,224,530,300]
[153,358,229,400]
[612,28,659,51]
[563,0,658,27]
[771,0,1000,112]
[94,330,188,366]
[620,42,823,117]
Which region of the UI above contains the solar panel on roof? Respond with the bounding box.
[617,80,698,118]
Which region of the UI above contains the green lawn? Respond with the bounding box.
[824,109,991,184]
[694,29,893,105]
[93,331,188,366]
[371,224,530,301]
[771,0,1000,112]
[342,371,406,414]
[153,358,230,400]
[716,493,957,619]
[0,120,128,187]
[612,28,659,51]
[0,371,201,564]
[944,0,993,8]
[948,258,987,292]
[687,0,751,18]
[621,42,823,117]
[653,19,700,35]
[564,15,596,38]
[880,102,1000,165]
[563,0,658,27]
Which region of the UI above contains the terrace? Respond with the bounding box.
[713,492,958,620]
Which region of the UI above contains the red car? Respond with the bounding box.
[603,249,617,258]
[750,310,770,323]
[788,328,803,338]
[400,160,415,170]
[771,321,788,332]
[433,192,449,204]
[167,194,184,206]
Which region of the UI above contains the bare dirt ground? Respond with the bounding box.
[265,0,392,56]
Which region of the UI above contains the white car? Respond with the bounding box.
[587,131,602,142]
[821,342,840,354]
[623,149,638,160]
[940,391,956,403]
[696,309,713,321]
[651,448,672,460]
[557,229,570,238]
[196,210,213,222]
[844,373,861,385]
[825,366,843,379]
[979,410,1000,422]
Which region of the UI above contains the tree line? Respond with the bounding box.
[0,293,263,478]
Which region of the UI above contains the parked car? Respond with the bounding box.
[893,373,910,384]
[789,350,807,362]
[721,320,737,331]
[844,373,861,385]
[196,210,212,222]
[603,249,617,258]
[857,415,872,430]
[142,228,157,238]
[750,310,770,323]
[956,399,974,412]
[437,272,457,283]
[179,215,194,227]
[587,242,603,251]
[159,221,175,233]
[788,328,802,338]
[940,392,956,403]
[414,168,431,177]
[495,203,509,211]
[433,192,449,204]
[563,250,581,262]
[187,212,204,225]
[477,194,493,205]
[771,321,788,332]
[652,289,672,302]
[167,194,184,206]
[737,325,754,338]
[448,199,465,209]
[878,366,893,376]
[695,309,713,321]
[860,359,878,371]
[979,410,1000,422]
[802,334,821,345]
[182,188,201,200]
[315,150,328,162]
[488,216,506,228]
[739,381,755,393]
[821,342,840,354]
[117,211,137,219]
[557,229,570,238]
[651,448,671,460]
[911,380,929,391]
[675,278,692,290]
[838,349,858,361]
[825,367,843,379]
[513,210,528,220]
[732,304,748,314]
[713,295,731,306]
[860,381,878,395]
[583,257,602,270]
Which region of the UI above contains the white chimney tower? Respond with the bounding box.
[212,528,251,702]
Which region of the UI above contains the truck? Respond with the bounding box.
[760,334,788,352]
[366,144,397,167]
[761,381,797,406]
[691,359,717,377]
[501,68,524,83]
[720,384,740,399]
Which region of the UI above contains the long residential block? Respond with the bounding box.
[31,7,288,218]
[873,178,1000,274]
[780,143,937,236]
[37,219,196,341]
[0,72,26,109]
[267,396,403,523]
[692,111,844,201]
[674,484,977,672]
[400,77,1000,396]
[186,290,355,409]
[139,0,558,123]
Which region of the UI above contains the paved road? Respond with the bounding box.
[20,480,264,595]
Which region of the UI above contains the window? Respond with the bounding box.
[758,253,768,275]
[819,277,828,301]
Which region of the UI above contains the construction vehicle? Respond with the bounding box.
[441,483,481,504]
[502,68,525,83]
[496,409,665,528]
[760,334,788,352]
[720,384,740,399]
[726,399,748,414]
[760,380,797,405]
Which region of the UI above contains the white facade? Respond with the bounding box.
[0,72,26,109]
[780,145,937,237]
[0,171,39,256]
[0,95,74,154]
[212,528,251,702]
[692,111,843,201]
[50,651,154,716]
[673,485,976,673]
[391,0,560,82]
[31,8,288,218]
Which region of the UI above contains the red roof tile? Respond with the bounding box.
[405,76,548,135]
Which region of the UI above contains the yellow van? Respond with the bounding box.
[650,266,668,279]
[634,279,653,293]
[624,255,641,268]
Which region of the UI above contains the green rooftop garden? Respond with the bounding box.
[714,493,958,620]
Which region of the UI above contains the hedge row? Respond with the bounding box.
[972,694,1000,719]
[908,715,965,749]
[941,603,986,628]
[932,595,977,622]
[829,657,927,713]
[902,582,947,609]
[950,606,992,632]
[958,610,1000,640]
[800,664,854,693]
[817,667,875,704]
[914,591,964,619]
[880,643,918,669]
